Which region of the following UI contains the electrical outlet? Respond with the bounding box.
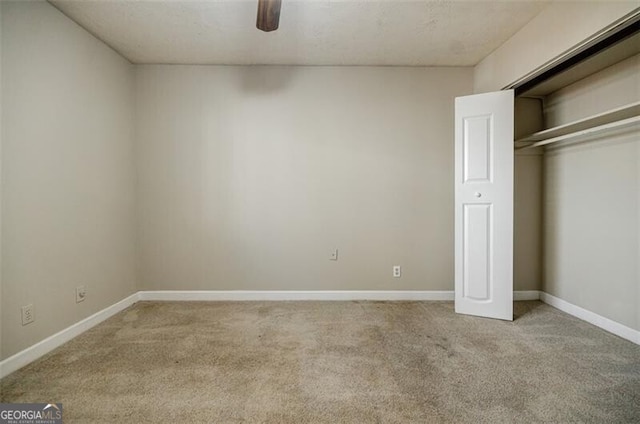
[22,304,35,325]
[393,265,401,278]
[76,285,87,303]
[330,249,338,261]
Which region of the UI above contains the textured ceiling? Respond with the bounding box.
[50,0,550,66]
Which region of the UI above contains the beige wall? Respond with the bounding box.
[136,66,474,292]
[1,1,137,359]
[474,2,638,93]
[543,55,639,331]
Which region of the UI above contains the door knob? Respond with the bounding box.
[475,192,482,198]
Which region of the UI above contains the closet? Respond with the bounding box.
[454,9,639,323]
[514,23,640,152]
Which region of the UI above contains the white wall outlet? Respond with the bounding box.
[393,265,401,278]
[76,285,87,303]
[330,249,338,261]
[21,304,35,325]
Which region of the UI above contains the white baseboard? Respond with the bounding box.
[139,290,542,302]
[0,293,139,379]
[1,290,457,377]
[540,292,640,345]
[138,290,456,301]
[3,289,636,379]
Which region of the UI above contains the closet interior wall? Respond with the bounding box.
[514,99,544,293]
[541,53,640,331]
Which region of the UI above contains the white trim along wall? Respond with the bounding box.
[1,290,638,379]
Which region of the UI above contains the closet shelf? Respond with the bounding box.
[515,101,640,150]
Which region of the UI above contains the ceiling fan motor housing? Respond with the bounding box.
[257,0,282,32]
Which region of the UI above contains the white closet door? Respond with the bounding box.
[454,90,513,321]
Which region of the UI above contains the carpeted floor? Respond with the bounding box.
[1,300,639,423]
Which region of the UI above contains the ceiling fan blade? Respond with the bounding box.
[256,0,281,32]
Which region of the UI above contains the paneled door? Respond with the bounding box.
[454,90,513,321]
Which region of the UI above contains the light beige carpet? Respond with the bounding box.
[1,301,639,423]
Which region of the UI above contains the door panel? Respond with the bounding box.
[463,115,493,183]
[455,90,513,321]
[463,203,492,301]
